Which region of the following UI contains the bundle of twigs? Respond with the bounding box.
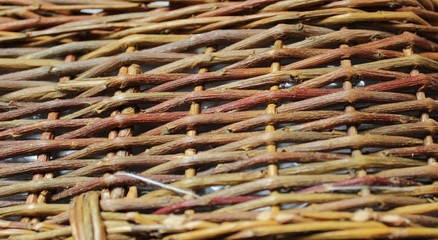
[0,0,438,239]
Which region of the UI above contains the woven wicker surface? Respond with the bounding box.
[0,0,438,239]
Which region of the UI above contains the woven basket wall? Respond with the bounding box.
[0,0,438,239]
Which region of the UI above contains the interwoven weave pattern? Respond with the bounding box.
[0,0,438,239]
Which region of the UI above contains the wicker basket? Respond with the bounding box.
[0,0,438,239]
